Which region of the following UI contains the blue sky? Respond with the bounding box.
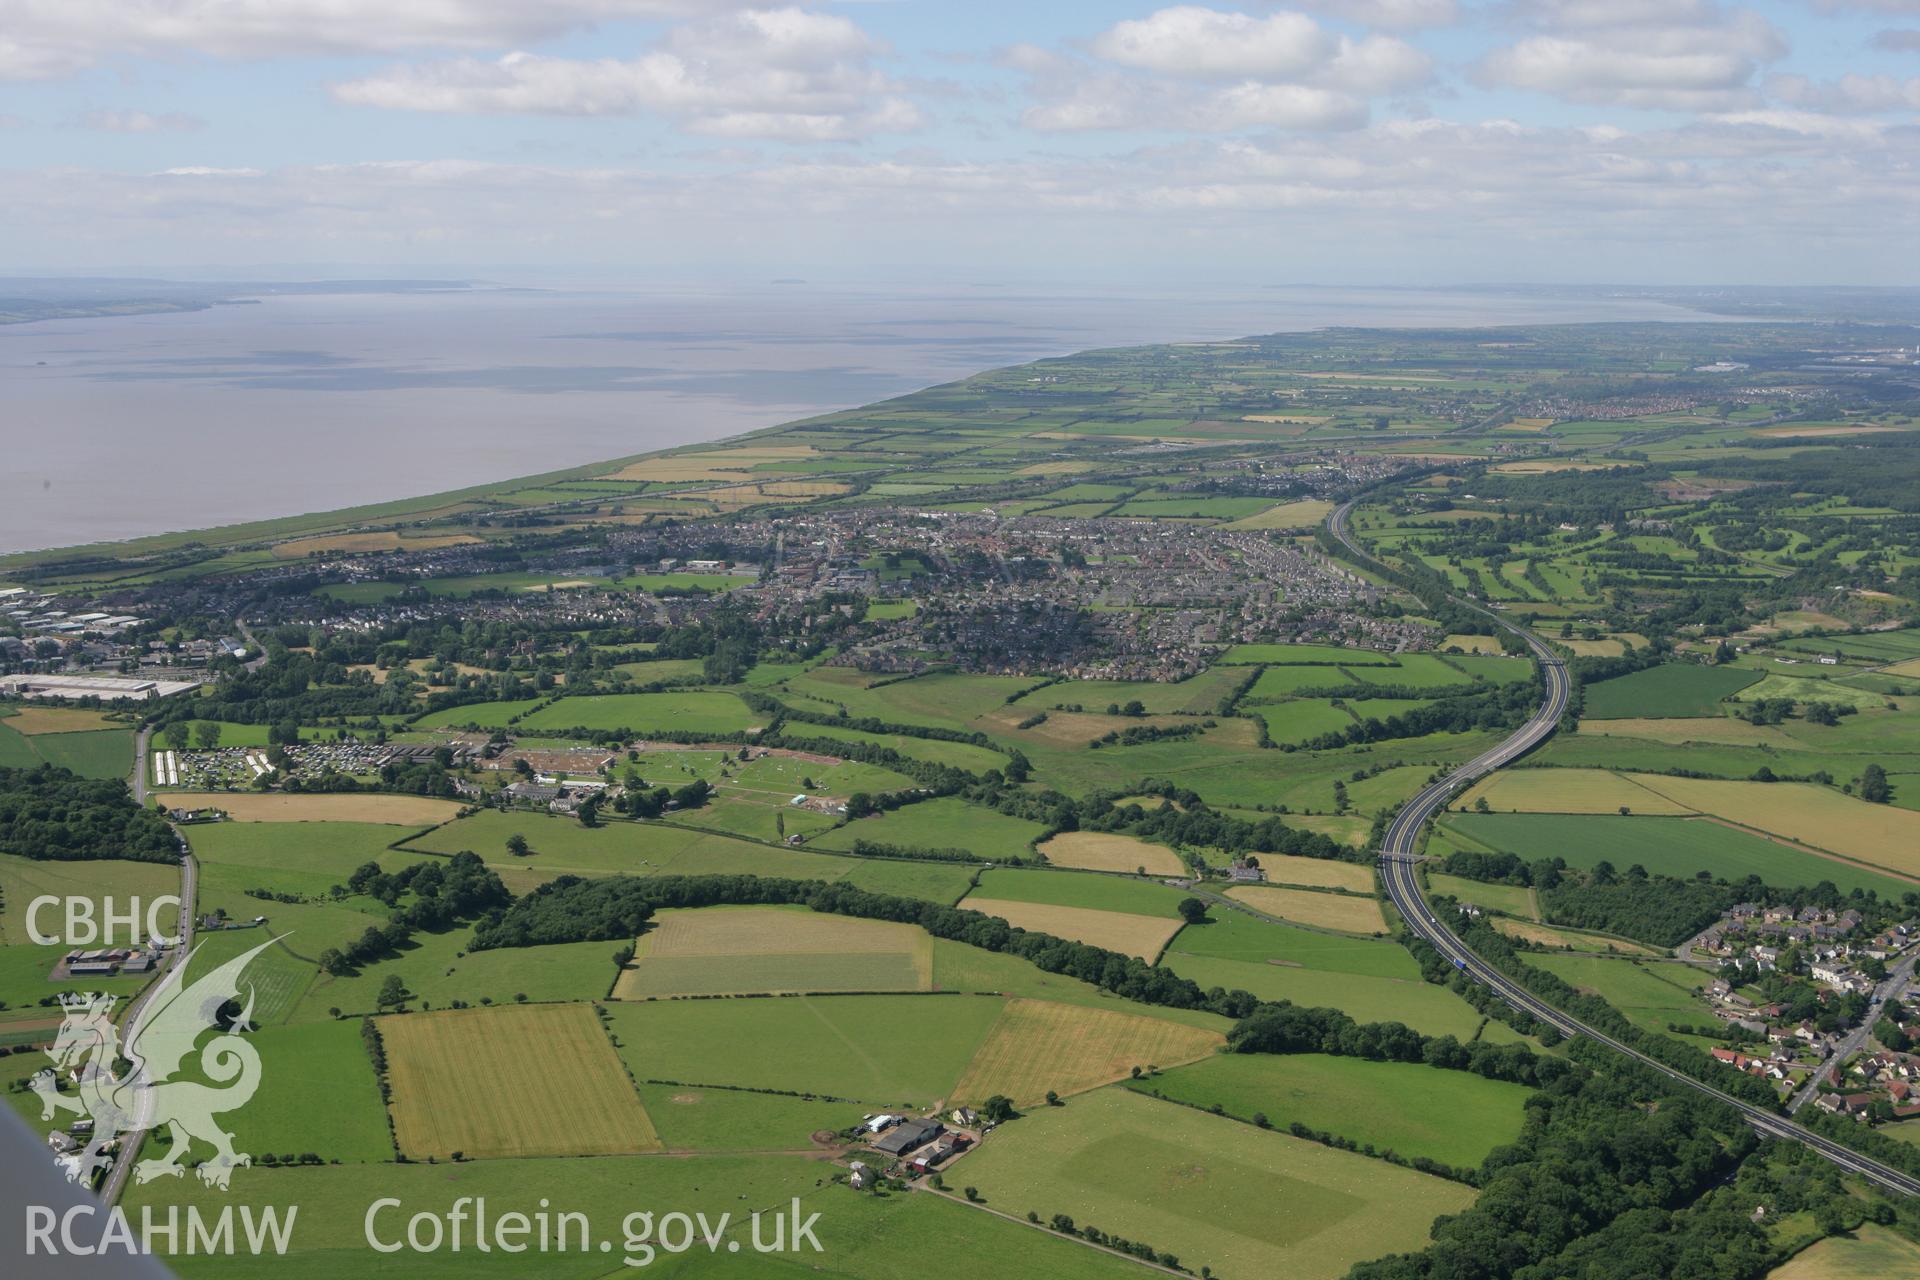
[0,1,1916,284]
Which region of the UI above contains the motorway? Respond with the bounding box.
[1327,499,1920,1198]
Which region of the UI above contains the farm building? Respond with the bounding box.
[871,1118,943,1156]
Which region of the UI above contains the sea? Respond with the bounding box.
[0,282,1702,555]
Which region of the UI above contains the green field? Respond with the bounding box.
[1217,644,1398,666]
[958,1086,1473,1280]
[1155,910,1489,1037]
[0,854,179,1021]
[1018,668,1247,715]
[1244,666,1353,698]
[1158,953,1488,1038]
[515,691,763,735]
[1162,908,1416,978]
[634,1083,867,1151]
[408,698,544,730]
[1247,699,1358,745]
[604,993,1005,1105]
[930,939,1230,1032]
[1581,664,1762,719]
[1767,1225,1920,1280]
[399,807,973,903]
[775,720,1012,773]
[290,933,620,1022]
[1425,872,1538,919]
[186,820,438,888]
[1130,1052,1531,1168]
[1441,812,1911,897]
[615,905,932,997]
[1527,954,1714,1039]
[773,669,1039,732]
[0,721,134,778]
[967,867,1192,917]
[811,796,1047,860]
[209,1019,395,1163]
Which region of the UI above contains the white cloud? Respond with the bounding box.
[1814,0,1920,12]
[1091,8,1329,79]
[1870,28,1920,50]
[331,8,921,141]
[1294,0,1460,28]
[1478,1,1786,110]
[1017,7,1428,133]
[76,109,204,132]
[9,115,1908,274]
[0,1,729,78]
[4,106,1916,287]
[1766,72,1920,113]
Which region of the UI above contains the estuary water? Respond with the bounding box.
[0,282,1698,554]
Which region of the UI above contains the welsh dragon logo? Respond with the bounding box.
[33,937,280,1190]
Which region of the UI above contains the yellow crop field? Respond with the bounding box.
[1626,775,1920,879]
[380,1003,661,1160]
[962,899,1184,962]
[162,791,464,825]
[1882,657,1920,678]
[1227,886,1388,935]
[1014,461,1092,476]
[2,706,121,734]
[1226,499,1335,531]
[1253,855,1374,893]
[1038,832,1185,876]
[1440,634,1503,654]
[1457,769,1693,815]
[273,530,479,559]
[612,905,933,997]
[950,998,1222,1106]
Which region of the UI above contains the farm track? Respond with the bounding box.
[1328,498,1920,1199]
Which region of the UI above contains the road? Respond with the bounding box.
[235,618,269,672]
[1326,498,1920,1198]
[1788,950,1920,1114]
[101,727,201,1205]
[130,724,151,805]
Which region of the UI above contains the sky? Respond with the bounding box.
[0,0,1915,285]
